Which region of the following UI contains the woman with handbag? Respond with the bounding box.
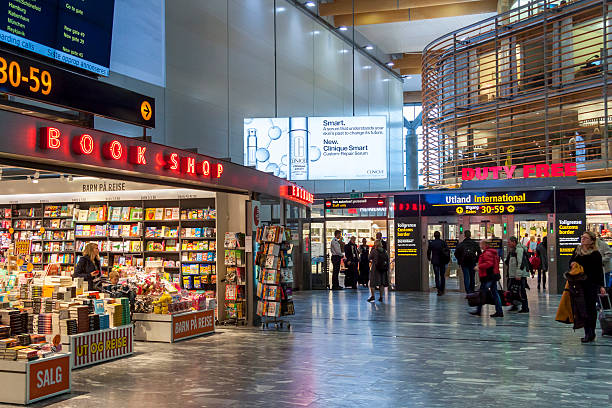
[470,239,504,318]
[569,231,606,343]
[73,242,102,291]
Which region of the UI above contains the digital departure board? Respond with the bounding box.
[421,191,555,216]
[0,0,115,76]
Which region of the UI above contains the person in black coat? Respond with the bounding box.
[427,231,449,296]
[536,235,548,290]
[344,236,359,289]
[454,230,481,293]
[358,238,370,287]
[73,242,102,291]
[569,231,607,343]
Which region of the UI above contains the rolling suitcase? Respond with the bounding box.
[598,294,612,336]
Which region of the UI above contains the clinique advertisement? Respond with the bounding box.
[243,116,388,181]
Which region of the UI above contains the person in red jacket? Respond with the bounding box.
[470,239,504,317]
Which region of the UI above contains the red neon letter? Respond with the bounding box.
[181,157,196,174]
[214,163,224,178]
[461,168,475,181]
[197,160,211,177]
[564,162,577,177]
[535,164,549,178]
[103,140,123,160]
[128,146,147,165]
[550,163,564,177]
[73,134,94,155]
[502,165,517,179]
[40,127,61,149]
[165,153,179,170]
[523,165,535,178]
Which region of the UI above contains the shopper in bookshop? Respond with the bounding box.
[358,238,370,287]
[427,231,450,296]
[455,230,481,293]
[376,231,387,251]
[506,237,530,313]
[536,236,548,291]
[344,236,359,289]
[596,235,612,288]
[73,242,102,291]
[330,230,344,290]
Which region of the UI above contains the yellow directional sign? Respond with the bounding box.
[141,101,152,121]
[507,205,515,213]
[456,206,464,214]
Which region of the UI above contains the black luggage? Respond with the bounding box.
[598,294,612,336]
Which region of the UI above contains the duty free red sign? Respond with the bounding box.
[462,163,577,181]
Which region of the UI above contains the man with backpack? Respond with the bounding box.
[506,236,530,313]
[427,231,450,296]
[455,230,481,293]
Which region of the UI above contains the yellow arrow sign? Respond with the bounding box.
[141,101,152,121]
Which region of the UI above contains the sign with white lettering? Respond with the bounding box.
[27,354,71,403]
[172,309,215,342]
[70,325,133,369]
[421,191,554,216]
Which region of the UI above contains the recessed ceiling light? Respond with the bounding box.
[340,49,349,54]
[276,7,286,12]
[311,30,320,35]
[363,65,372,70]
[339,26,348,31]
[365,45,374,50]
[404,75,412,79]
[305,1,316,7]
[386,61,395,67]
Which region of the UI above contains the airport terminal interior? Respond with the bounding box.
[0,0,611,407]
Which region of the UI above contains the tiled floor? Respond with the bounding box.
[15,284,612,408]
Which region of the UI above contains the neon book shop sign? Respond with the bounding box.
[39,127,224,178]
[462,163,577,181]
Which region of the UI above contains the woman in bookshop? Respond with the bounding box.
[73,242,102,291]
[358,238,370,287]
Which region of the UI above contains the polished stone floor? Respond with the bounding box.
[14,282,612,408]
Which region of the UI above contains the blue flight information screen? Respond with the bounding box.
[0,0,115,76]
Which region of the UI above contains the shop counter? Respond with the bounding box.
[0,353,71,405]
[62,325,134,369]
[133,309,215,343]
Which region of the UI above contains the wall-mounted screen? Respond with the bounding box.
[0,0,115,76]
[244,116,387,180]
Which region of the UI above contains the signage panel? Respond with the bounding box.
[462,163,577,181]
[556,214,586,293]
[395,217,421,291]
[28,354,71,403]
[0,49,155,127]
[70,325,133,369]
[172,309,215,342]
[325,198,386,209]
[421,191,554,216]
[0,0,115,76]
[244,116,387,180]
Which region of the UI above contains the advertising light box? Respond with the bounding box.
[244,116,387,181]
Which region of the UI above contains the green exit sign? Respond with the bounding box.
[349,193,363,199]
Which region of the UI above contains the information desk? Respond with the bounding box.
[133,309,215,343]
[62,325,134,369]
[0,353,71,405]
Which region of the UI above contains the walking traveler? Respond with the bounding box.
[358,238,370,287]
[367,239,389,302]
[470,239,504,317]
[569,231,606,343]
[596,236,612,288]
[536,236,548,290]
[455,230,481,293]
[427,231,450,296]
[376,232,387,251]
[344,236,359,289]
[506,237,530,313]
[330,230,344,290]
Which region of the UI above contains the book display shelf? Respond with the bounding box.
[223,232,246,324]
[255,225,295,330]
[0,199,217,296]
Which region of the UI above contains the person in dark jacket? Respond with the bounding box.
[344,236,359,289]
[358,238,370,287]
[376,232,387,251]
[455,230,481,293]
[536,236,548,290]
[427,231,449,296]
[73,242,101,291]
[367,240,388,302]
[569,231,606,343]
